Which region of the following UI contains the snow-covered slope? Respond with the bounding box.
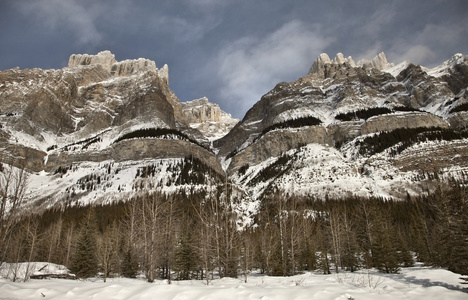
[231,139,468,202]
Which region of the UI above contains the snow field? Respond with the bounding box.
[0,264,466,300]
[233,143,407,201]
[24,158,196,208]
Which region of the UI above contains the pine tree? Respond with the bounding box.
[70,209,98,279]
[452,214,468,284]
[270,242,287,276]
[173,229,197,280]
[316,219,331,274]
[372,217,400,274]
[439,183,468,283]
[121,247,138,278]
[397,233,414,268]
[297,239,317,271]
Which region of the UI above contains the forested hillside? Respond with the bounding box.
[1,179,467,284]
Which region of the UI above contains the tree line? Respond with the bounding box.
[113,128,209,151]
[450,102,468,114]
[353,127,468,156]
[1,172,467,284]
[261,116,322,135]
[334,106,421,122]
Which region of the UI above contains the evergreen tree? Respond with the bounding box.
[316,219,331,274]
[297,238,317,271]
[121,247,138,278]
[371,217,400,274]
[451,213,468,284]
[397,233,414,268]
[70,209,98,279]
[173,229,197,280]
[269,242,287,276]
[435,183,468,283]
[409,197,436,265]
[341,233,359,272]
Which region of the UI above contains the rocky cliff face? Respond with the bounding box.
[218,52,468,201]
[181,97,239,141]
[1,51,467,210]
[216,53,464,159]
[0,51,228,208]
[68,50,117,72]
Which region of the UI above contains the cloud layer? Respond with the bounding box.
[19,0,103,45]
[215,21,332,115]
[1,0,467,118]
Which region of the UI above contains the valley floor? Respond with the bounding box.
[0,264,466,299]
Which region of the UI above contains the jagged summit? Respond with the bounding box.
[357,52,392,70]
[68,50,168,81]
[309,52,392,75]
[426,53,468,78]
[68,50,117,71]
[309,53,354,74]
[181,97,239,141]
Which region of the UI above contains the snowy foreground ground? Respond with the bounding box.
[0,264,466,299]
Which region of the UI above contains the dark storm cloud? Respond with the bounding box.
[1,0,467,119]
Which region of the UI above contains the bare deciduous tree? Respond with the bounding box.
[0,164,28,263]
[97,222,120,282]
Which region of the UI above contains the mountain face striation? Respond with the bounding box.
[1,51,467,213]
[0,51,227,209]
[216,52,468,201]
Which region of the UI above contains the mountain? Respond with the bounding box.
[181,97,239,142]
[1,51,467,212]
[217,52,468,200]
[0,51,226,209]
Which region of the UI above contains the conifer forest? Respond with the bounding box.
[1,169,467,284]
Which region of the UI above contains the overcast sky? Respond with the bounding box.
[1,0,467,119]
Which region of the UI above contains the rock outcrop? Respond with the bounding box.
[229,126,331,173]
[68,50,117,72]
[309,53,356,77]
[308,52,392,77]
[357,52,392,70]
[361,112,448,135]
[111,58,156,76]
[181,97,239,140]
[68,50,168,81]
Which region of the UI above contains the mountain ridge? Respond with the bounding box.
[1,51,467,211]
[215,51,467,201]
